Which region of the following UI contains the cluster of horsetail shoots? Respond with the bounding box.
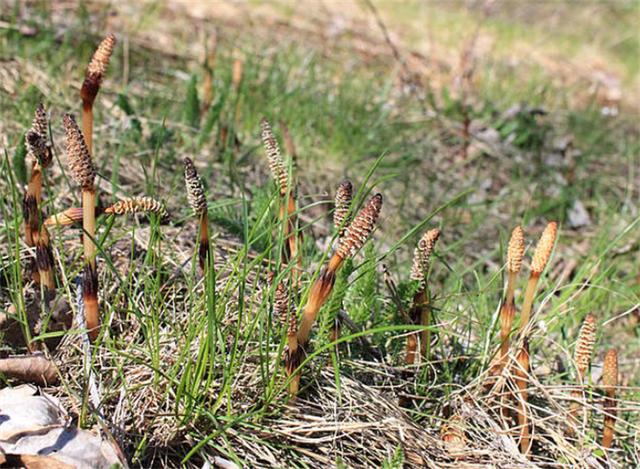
[601,349,618,449]
[64,113,100,341]
[282,193,381,395]
[513,222,556,455]
[23,103,56,296]
[568,314,597,432]
[519,221,557,333]
[184,158,210,272]
[496,226,524,374]
[405,228,440,365]
[80,33,115,154]
[261,118,302,275]
[297,193,382,347]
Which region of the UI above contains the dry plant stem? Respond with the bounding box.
[602,349,618,449]
[515,340,531,455]
[0,354,58,386]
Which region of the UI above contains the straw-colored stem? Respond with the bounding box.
[518,274,540,333]
[602,394,617,449]
[505,270,517,305]
[82,191,97,263]
[81,104,94,156]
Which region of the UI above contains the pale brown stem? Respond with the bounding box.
[602,393,617,449]
[81,105,94,155]
[286,333,300,395]
[498,300,516,368]
[519,274,540,334]
[82,190,97,264]
[505,271,517,305]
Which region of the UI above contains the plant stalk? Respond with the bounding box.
[82,189,99,341]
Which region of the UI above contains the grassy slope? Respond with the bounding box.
[0,1,638,467]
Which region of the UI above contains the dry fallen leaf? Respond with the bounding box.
[0,354,58,386]
[0,385,127,469]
